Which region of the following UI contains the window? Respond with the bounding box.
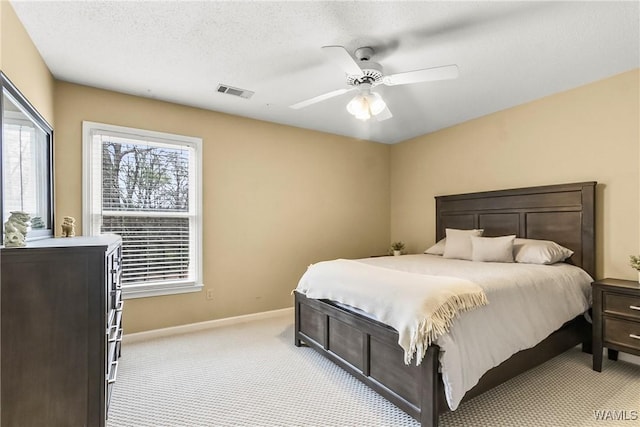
[83,122,202,298]
[1,72,54,241]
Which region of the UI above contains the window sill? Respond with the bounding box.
[122,282,203,299]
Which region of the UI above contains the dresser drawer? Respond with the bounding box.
[106,356,118,410]
[106,325,121,407]
[604,292,640,320]
[107,380,115,414]
[108,283,123,312]
[107,309,123,338]
[603,317,640,351]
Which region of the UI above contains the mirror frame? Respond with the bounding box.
[0,72,54,241]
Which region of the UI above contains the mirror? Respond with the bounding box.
[1,72,53,241]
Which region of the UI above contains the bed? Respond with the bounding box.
[293,181,596,427]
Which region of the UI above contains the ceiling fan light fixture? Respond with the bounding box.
[368,92,386,115]
[353,108,372,121]
[346,91,386,121]
[346,96,368,117]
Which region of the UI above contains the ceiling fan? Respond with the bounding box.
[289,46,459,121]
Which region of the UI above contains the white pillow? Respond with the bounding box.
[471,235,516,263]
[513,238,574,264]
[442,228,484,260]
[424,238,446,255]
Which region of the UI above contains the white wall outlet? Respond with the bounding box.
[206,289,214,300]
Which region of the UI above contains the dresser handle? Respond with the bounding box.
[107,360,119,384]
[630,334,640,340]
[107,323,118,337]
[630,305,640,311]
[108,329,123,343]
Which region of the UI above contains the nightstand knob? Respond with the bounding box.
[630,305,640,311]
[630,334,640,340]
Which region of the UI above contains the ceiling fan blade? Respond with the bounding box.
[374,105,393,122]
[382,64,459,86]
[289,88,354,110]
[321,45,364,77]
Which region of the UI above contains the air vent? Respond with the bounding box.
[216,84,254,99]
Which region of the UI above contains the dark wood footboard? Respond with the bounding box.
[295,290,590,427]
[294,291,445,426]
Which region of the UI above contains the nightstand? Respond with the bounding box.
[592,278,640,372]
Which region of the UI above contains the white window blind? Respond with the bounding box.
[83,122,202,298]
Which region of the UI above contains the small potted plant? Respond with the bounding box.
[390,241,405,256]
[630,255,640,282]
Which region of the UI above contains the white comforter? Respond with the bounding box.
[316,255,592,410]
[297,259,488,365]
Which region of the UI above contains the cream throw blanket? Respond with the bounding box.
[296,259,488,365]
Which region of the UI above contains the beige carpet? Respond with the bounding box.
[107,312,640,427]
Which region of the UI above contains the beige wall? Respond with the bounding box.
[391,69,640,281]
[4,2,639,332]
[54,82,390,333]
[0,0,54,124]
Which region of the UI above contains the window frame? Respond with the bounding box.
[0,72,54,242]
[82,121,203,299]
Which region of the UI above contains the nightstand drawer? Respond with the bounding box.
[604,293,640,320]
[604,317,640,351]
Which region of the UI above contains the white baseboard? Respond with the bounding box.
[123,307,294,344]
[619,352,640,366]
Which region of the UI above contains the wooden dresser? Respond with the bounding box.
[1,235,123,427]
[592,278,640,371]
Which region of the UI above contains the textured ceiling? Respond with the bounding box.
[10,1,640,144]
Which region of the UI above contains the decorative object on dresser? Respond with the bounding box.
[592,278,640,372]
[3,211,31,247]
[61,215,77,237]
[390,241,405,256]
[630,255,640,282]
[30,216,45,229]
[295,181,595,427]
[1,235,123,426]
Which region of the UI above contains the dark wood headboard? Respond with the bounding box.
[435,182,596,278]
